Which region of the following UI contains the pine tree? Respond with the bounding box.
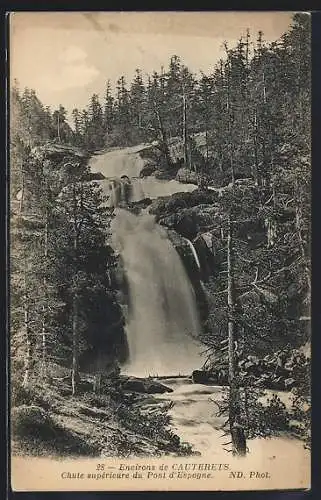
[87,94,105,150]
[129,68,145,136]
[114,76,131,145]
[103,80,115,136]
[72,108,83,147]
[52,105,73,144]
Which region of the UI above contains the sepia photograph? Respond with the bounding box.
[9,11,311,491]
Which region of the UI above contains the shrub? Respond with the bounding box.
[11,404,100,456]
[242,391,290,439]
[11,405,58,440]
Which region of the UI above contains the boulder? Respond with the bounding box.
[270,376,286,391]
[122,379,147,393]
[160,210,199,240]
[129,198,152,210]
[192,370,220,385]
[139,163,157,177]
[121,377,173,394]
[176,167,198,184]
[154,170,177,181]
[85,171,106,181]
[32,143,88,161]
[149,190,219,219]
[285,378,296,390]
[192,370,212,384]
[146,382,173,394]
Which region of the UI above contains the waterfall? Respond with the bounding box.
[120,180,125,201]
[183,237,201,271]
[130,179,145,202]
[108,180,119,208]
[111,208,203,377]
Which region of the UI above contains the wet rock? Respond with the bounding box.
[193,235,216,280]
[160,210,199,240]
[139,163,157,177]
[85,171,106,181]
[78,380,94,393]
[122,379,147,393]
[192,370,218,385]
[167,230,200,276]
[146,382,174,394]
[121,378,173,394]
[129,198,152,210]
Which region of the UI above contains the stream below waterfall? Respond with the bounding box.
[155,378,309,463]
[88,145,309,461]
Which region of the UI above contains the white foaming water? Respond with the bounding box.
[183,237,201,271]
[89,145,202,376]
[99,176,197,206]
[154,379,310,466]
[90,145,197,206]
[111,209,204,377]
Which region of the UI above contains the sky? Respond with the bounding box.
[10,12,295,119]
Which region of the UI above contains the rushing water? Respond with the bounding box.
[111,209,203,377]
[155,378,310,462]
[89,145,203,376]
[90,144,197,204]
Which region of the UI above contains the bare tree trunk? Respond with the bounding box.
[205,127,209,165]
[229,148,235,186]
[22,267,31,387]
[94,372,102,394]
[153,102,171,167]
[295,206,311,294]
[227,219,246,456]
[225,60,235,185]
[252,110,260,186]
[57,112,61,143]
[71,293,80,396]
[182,91,189,168]
[41,217,48,378]
[262,70,267,104]
[227,219,236,387]
[245,29,250,68]
[71,184,80,396]
[19,164,25,215]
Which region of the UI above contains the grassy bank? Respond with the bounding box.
[11,364,194,459]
